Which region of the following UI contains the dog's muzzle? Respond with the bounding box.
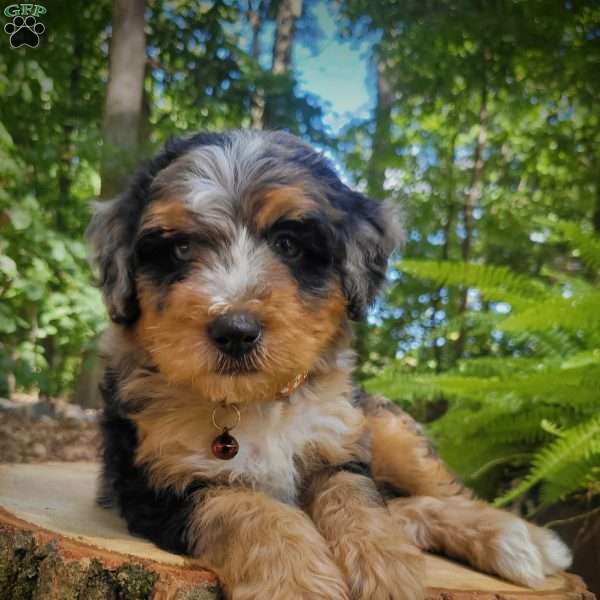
[207,312,262,358]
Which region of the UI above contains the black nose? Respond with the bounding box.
[208,312,262,357]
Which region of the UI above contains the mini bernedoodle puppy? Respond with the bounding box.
[89,130,571,600]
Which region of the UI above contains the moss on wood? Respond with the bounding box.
[0,524,218,600]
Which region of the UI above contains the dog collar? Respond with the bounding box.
[276,370,309,399]
[210,371,309,460]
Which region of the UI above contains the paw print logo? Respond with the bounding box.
[4,15,45,48]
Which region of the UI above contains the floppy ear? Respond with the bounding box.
[86,132,230,324]
[87,194,140,325]
[341,197,404,321]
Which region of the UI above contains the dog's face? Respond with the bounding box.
[89,131,401,403]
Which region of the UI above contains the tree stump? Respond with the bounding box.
[0,463,594,600]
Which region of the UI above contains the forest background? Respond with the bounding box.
[1,0,599,590]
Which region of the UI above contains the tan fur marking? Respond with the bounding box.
[251,186,320,231]
[369,413,466,498]
[388,496,510,569]
[135,257,347,404]
[189,488,350,600]
[307,471,424,600]
[141,198,196,232]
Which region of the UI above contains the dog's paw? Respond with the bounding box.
[387,495,572,591]
[229,560,349,600]
[223,537,350,600]
[333,529,424,600]
[490,520,572,587]
[527,524,572,575]
[491,520,545,587]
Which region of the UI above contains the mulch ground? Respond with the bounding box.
[0,412,100,463]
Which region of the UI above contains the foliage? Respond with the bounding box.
[365,223,600,509]
[338,0,600,512]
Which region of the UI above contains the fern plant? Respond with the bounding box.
[366,222,600,511]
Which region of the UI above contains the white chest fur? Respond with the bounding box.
[181,387,364,503]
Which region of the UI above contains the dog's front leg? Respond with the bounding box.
[188,487,350,600]
[304,468,424,600]
[387,495,572,587]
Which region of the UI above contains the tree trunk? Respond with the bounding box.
[56,31,83,229]
[431,192,457,371]
[455,86,488,360]
[271,0,302,75]
[248,0,267,129]
[593,187,600,236]
[70,347,103,409]
[431,135,458,371]
[100,0,146,199]
[0,463,592,600]
[263,0,302,129]
[79,0,146,408]
[366,51,394,200]
[461,88,488,263]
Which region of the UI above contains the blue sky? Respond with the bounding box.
[294,2,375,131]
[255,1,375,133]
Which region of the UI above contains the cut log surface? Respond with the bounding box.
[0,462,594,600]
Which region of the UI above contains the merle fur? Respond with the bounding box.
[88,130,396,325]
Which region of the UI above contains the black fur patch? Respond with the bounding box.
[98,371,208,555]
[134,229,195,288]
[265,213,345,296]
[335,460,372,478]
[273,134,392,318]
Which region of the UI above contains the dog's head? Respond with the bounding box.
[89,131,402,402]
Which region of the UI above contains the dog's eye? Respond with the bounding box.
[173,240,193,261]
[273,234,302,260]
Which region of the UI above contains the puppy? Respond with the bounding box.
[88,130,571,600]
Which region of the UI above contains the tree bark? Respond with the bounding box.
[248,3,263,60]
[70,347,103,409]
[262,0,302,129]
[271,0,302,75]
[247,0,268,129]
[593,187,600,236]
[366,50,394,200]
[455,86,488,360]
[461,87,488,264]
[0,513,219,599]
[430,143,458,372]
[100,0,146,198]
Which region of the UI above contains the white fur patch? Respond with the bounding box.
[195,226,271,309]
[529,527,572,574]
[493,520,545,587]
[181,385,361,503]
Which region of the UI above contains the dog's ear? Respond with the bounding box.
[87,194,140,325]
[340,195,404,321]
[86,133,227,324]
